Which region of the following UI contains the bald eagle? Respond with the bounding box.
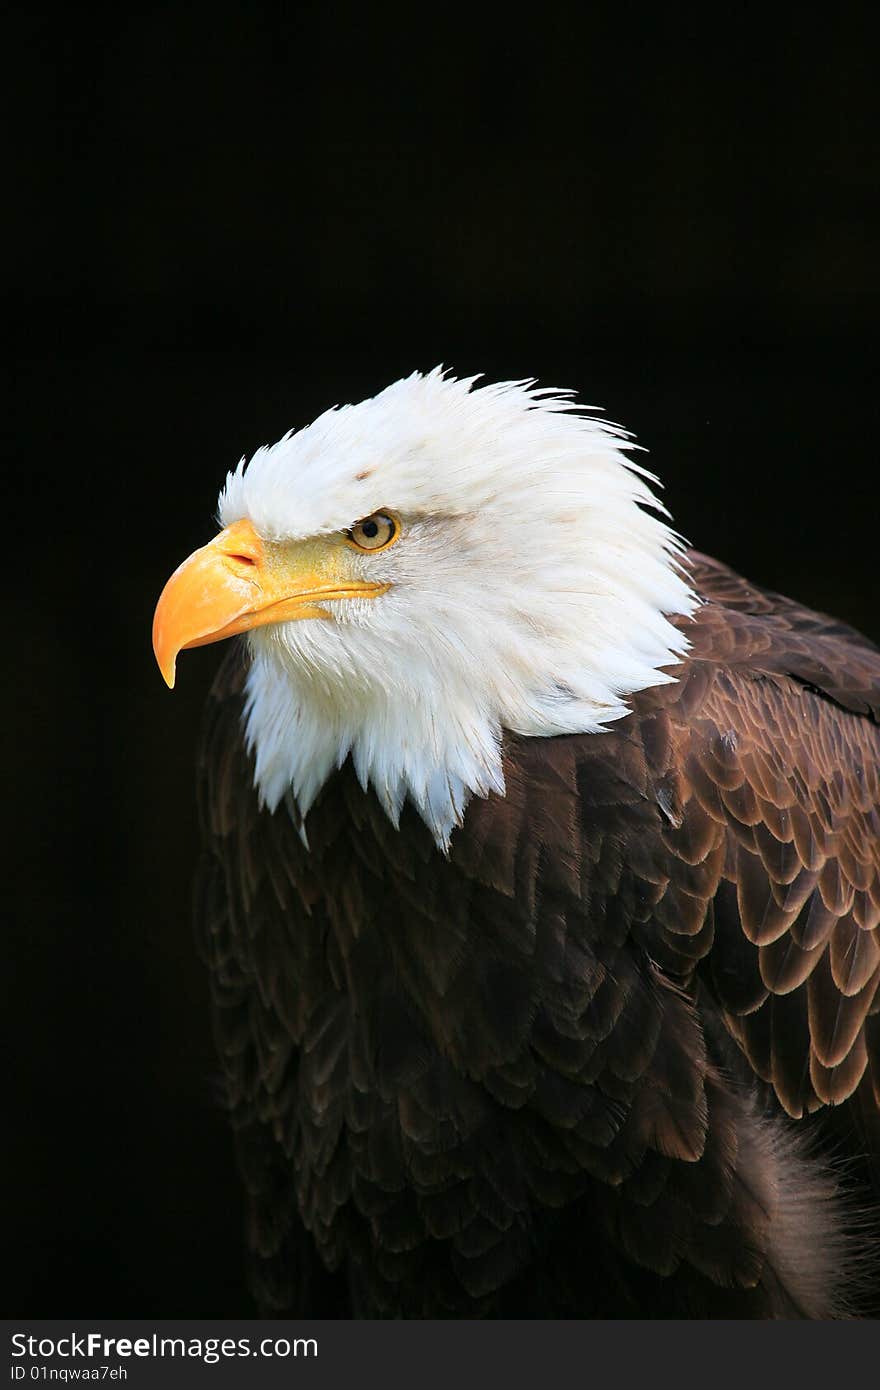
[153,371,880,1318]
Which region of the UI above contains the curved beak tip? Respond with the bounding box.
[153,631,178,690]
[152,603,179,690]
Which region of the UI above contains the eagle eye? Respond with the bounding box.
[345,511,400,552]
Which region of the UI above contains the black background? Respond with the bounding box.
[6,6,878,1315]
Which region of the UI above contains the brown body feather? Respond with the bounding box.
[196,551,880,1317]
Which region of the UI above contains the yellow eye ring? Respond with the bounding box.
[344,510,401,553]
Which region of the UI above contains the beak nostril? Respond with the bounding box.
[227,553,256,566]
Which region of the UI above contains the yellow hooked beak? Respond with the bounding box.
[152,518,389,688]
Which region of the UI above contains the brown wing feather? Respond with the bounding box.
[653,552,880,1118]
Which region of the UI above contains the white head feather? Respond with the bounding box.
[217,368,697,849]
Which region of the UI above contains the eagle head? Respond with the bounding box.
[153,369,696,846]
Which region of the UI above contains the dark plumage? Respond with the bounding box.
[194,552,880,1317]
